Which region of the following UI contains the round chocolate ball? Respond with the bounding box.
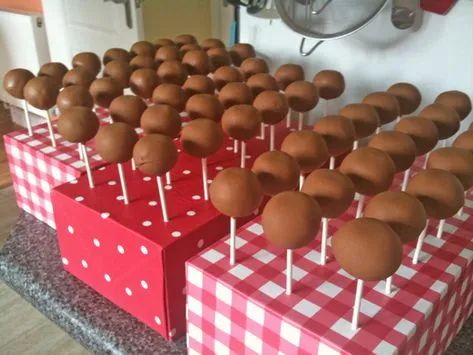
[179,43,201,56]
[133,134,178,176]
[453,130,473,155]
[364,191,426,243]
[387,82,422,115]
[285,80,319,112]
[95,122,138,163]
[157,60,188,85]
[103,60,132,88]
[109,95,147,127]
[201,38,225,51]
[155,45,181,64]
[185,94,224,121]
[57,106,99,143]
[38,62,68,87]
[141,104,181,138]
[435,90,472,121]
[301,169,355,218]
[209,167,263,217]
[152,83,187,112]
[129,68,159,99]
[3,68,34,99]
[181,118,223,157]
[252,151,300,196]
[368,131,416,172]
[313,116,356,157]
[312,70,345,100]
[221,104,261,141]
[394,116,439,156]
[280,131,329,173]
[339,103,380,139]
[175,34,197,47]
[62,67,95,88]
[406,169,464,219]
[89,77,123,108]
[103,48,130,64]
[229,43,256,67]
[339,147,396,196]
[208,47,231,72]
[362,92,401,125]
[332,218,402,281]
[427,147,473,190]
[182,50,210,75]
[247,73,279,97]
[253,90,289,125]
[213,66,243,91]
[420,103,460,140]
[182,75,215,98]
[262,191,321,250]
[130,40,155,57]
[56,85,94,112]
[240,57,269,80]
[219,82,253,109]
[274,64,305,91]
[154,38,175,49]
[130,55,156,71]
[23,76,59,110]
[72,52,101,77]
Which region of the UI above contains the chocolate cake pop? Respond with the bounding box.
[368,131,416,172]
[157,60,188,86]
[262,191,321,294]
[56,85,94,112]
[185,94,224,121]
[218,82,252,109]
[179,43,201,55]
[175,34,197,47]
[240,57,269,81]
[72,52,101,77]
[110,95,147,127]
[427,147,473,191]
[152,83,187,112]
[362,92,400,126]
[89,77,123,108]
[201,38,225,51]
[213,66,243,91]
[63,67,95,88]
[247,73,279,97]
[435,90,472,121]
[229,43,256,67]
[387,83,422,116]
[274,64,305,91]
[130,55,156,71]
[130,40,155,57]
[394,116,439,156]
[453,130,473,154]
[155,45,181,64]
[302,169,355,265]
[182,75,215,98]
[182,50,210,75]
[285,81,319,130]
[141,104,182,138]
[103,60,132,88]
[38,62,68,87]
[129,68,159,99]
[103,48,130,64]
[420,103,460,141]
[208,48,231,71]
[339,103,380,147]
[312,70,345,114]
[154,38,175,49]
[210,167,263,264]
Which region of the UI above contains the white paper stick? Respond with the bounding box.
[413,221,428,265]
[78,145,84,160]
[286,108,291,128]
[117,163,129,204]
[401,168,410,191]
[45,109,56,147]
[299,174,305,191]
[396,116,401,123]
[423,152,430,169]
[324,100,329,117]
[258,123,265,140]
[240,141,246,168]
[297,112,304,131]
[329,156,335,170]
[321,217,328,265]
[385,276,392,295]
[270,125,275,151]
[165,171,171,186]
[436,219,445,239]
[352,279,363,330]
[458,192,465,217]
[356,195,365,218]
[353,140,359,150]
[157,176,169,222]
[230,217,236,265]
[22,100,33,136]
[233,139,239,153]
[375,126,381,134]
[286,249,293,295]
[80,143,94,188]
[131,158,137,171]
[202,158,209,200]
[442,140,447,148]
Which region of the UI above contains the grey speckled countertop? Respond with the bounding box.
[0,212,472,354]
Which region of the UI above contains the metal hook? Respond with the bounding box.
[299,37,324,56]
[311,0,333,15]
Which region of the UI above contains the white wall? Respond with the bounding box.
[240,1,473,136]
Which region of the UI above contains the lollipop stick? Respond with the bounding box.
[352,279,363,330]
[117,163,129,204]
[286,108,291,128]
[324,100,329,116]
[131,158,137,171]
[458,192,465,217]
[201,158,209,201]
[353,140,359,150]
[286,249,293,295]
[321,217,328,265]
[356,195,365,218]
[299,174,305,191]
[413,221,428,264]
[442,140,447,148]
[240,141,246,168]
[22,100,33,136]
[297,112,304,131]
[329,156,336,170]
[230,217,236,265]
[436,219,445,239]
[270,125,275,151]
[385,276,392,295]
[423,152,430,169]
[165,171,172,186]
[80,143,94,188]
[258,123,265,140]
[45,109,56,147]
[396,116,401,123]
[157,176,169,222]
[233,139,239,153]
[78,145,84,160]
[375,127,381,134]
[401,168,410,191]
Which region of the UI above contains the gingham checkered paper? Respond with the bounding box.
[186,159,473,354]
[4,109,109,228]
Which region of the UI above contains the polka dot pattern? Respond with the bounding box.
[125,287,132,296]
[117,245,125,254]
[104,274,111,282]
[107,180,117,186]
[75,196,84,202]
[154,316,161,325]
[62,257,69,265]
[141,280,149,289]
[187,210,196,216]
[100,212,110,219]
[142,220,152,227]
[192,195,201,200]
[171,231,181,238]
[93,238,101,247]
[140,246,148,255]
[81,259,88,268]
[67,225,74,234]
[148,201,158,206]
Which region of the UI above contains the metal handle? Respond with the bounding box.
[299,37,324,56]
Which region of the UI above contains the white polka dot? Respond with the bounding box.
[117,245,125,254]
[141,280,149,289]
[169,328,176,337]
[142,220,152,227]
[192,195,201,200]
[186,210,196,216]
[67,225,74,234]
[197,239,204,248]
[171,231,181,238]
[104,274,111,282]
[69,179,78,184]
[143,176,151,182]
[154,316,161,325]
[226,147,233,151]
[141,246,148,255]
[165,185,172,190]
[116,195,124,201]
[107,180,117,186]
[177,149,181,153]
[183,170,191,175]
[99,166,106,171]
[93,238,101,247]
[101,212,110,219]
[207,179,212,183]
[75,196,84,202]
[61,257,69,265]
[81,260,88,268]
[125,287,132,296]
[246,155,251,159]
[216,166,223,171]
[148,201,158,206]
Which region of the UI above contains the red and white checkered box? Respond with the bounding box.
[186,187,473,354]
[4,108,109,228]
